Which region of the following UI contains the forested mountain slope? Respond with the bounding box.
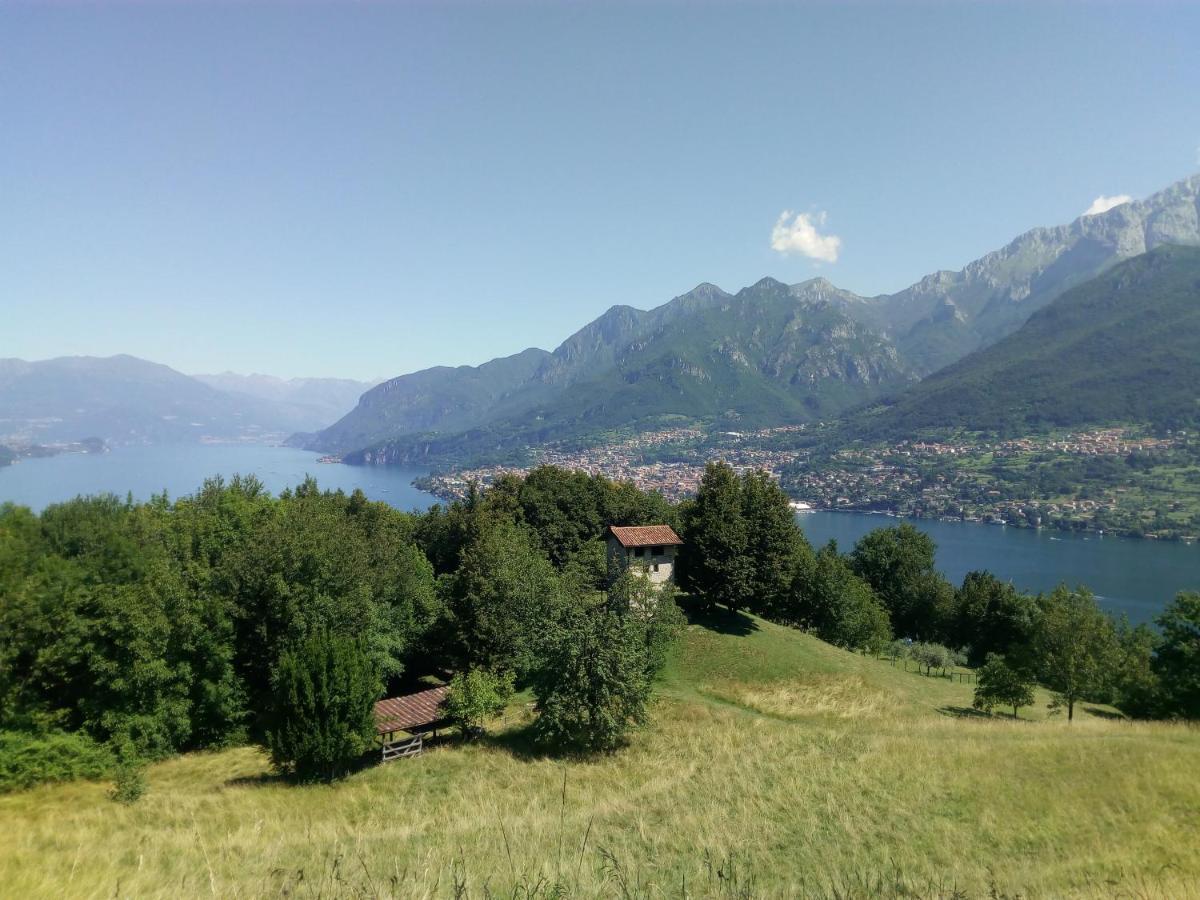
[337,278,912,464]
[853,245,1200,437]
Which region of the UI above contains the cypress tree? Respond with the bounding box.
[265,630,381,782]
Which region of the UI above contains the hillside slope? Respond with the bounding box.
[0,356,375,445]
[856,244,1200,437]
[2,610,1197,897]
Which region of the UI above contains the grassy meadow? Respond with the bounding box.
[2,610,1198,899]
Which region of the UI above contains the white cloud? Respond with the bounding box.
[770,210,842,262]
[1082,194,1133,217]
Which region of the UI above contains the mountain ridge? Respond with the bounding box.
[302,173,1200,464]
[851,244,1200,437]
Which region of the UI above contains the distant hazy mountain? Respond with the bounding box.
[192,372,374,434]
[0,355,364,446]
[301,172,1200,465]
[853,245,1200,436]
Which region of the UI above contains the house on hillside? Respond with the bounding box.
[606,524,683,585]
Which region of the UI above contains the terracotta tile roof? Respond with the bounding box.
[374,685,450,735]
[608,524,683,548]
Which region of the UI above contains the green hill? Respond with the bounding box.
[855,244,1200,438]
[3,609,1197,898]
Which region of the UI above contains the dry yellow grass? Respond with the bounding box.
[2,611,1198,898]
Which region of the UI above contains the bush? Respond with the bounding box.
[108,735,147,804]
[265,630,382,782]
[110,762,147,804]
[0,730,115,794]
[445,669,514,738]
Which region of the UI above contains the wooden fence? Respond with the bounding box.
[880,655,976,684]
[381,733,423,762]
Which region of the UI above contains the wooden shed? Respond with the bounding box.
[374,685,451,761]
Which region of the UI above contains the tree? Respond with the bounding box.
[1153,592,1200,719]
[264,630,381,782]
[678,462,752,612]
[445,669,514,738]
[532,588,682,754]
[952,571,1037,666]
[973,654,1035,718]
[793,542,891,653]
[517,466,604,568]
[910,641,952,676]
[739,470,812,619]
[445,521,566,679]
[606,571,687,676]
[850,524,953,640]
[1033,586,1119,722]
[1112,617,1160,718]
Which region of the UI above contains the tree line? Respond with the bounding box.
[0,467,682,787]
[676,462,1199,723]
[1,461,1197,792]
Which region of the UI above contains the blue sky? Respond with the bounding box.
[2,2,1198,381]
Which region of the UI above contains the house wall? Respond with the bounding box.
[606,537,677,585]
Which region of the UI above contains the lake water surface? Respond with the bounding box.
[0,444,436,513]
[2,445,1196,624]
[797,510,1198,625]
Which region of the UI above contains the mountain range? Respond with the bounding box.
[7,173,1197,460]
[300,173,1200,464]
[854,244,1200,437]
[0,356,371,447]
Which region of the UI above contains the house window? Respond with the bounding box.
[653,562,660,572]
[651,546,662,556]
[634,547,645,557]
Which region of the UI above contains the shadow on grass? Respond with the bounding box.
[1083,705,1128,721]
[481,721,626,765]
[937,705,992,720]
[683,602,759,636]
[225,737,444,788]
[225,770,288,788]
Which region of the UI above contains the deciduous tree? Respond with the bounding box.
[1033,586,1118,722]
[973,653,1036,718]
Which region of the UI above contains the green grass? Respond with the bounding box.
[2,612,1199,898]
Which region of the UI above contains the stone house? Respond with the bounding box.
[606,524,683,585]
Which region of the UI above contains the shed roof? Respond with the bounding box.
[374,685,450,735]
[608,524,683,548]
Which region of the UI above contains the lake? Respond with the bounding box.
[797,510,1199,625]
[1,445,1196,623]
[0,443,436,514]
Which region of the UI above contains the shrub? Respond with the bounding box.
[107,735,147,803]
[0,730,116,794]
[445,669,514,738]
[264,630,382,782]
